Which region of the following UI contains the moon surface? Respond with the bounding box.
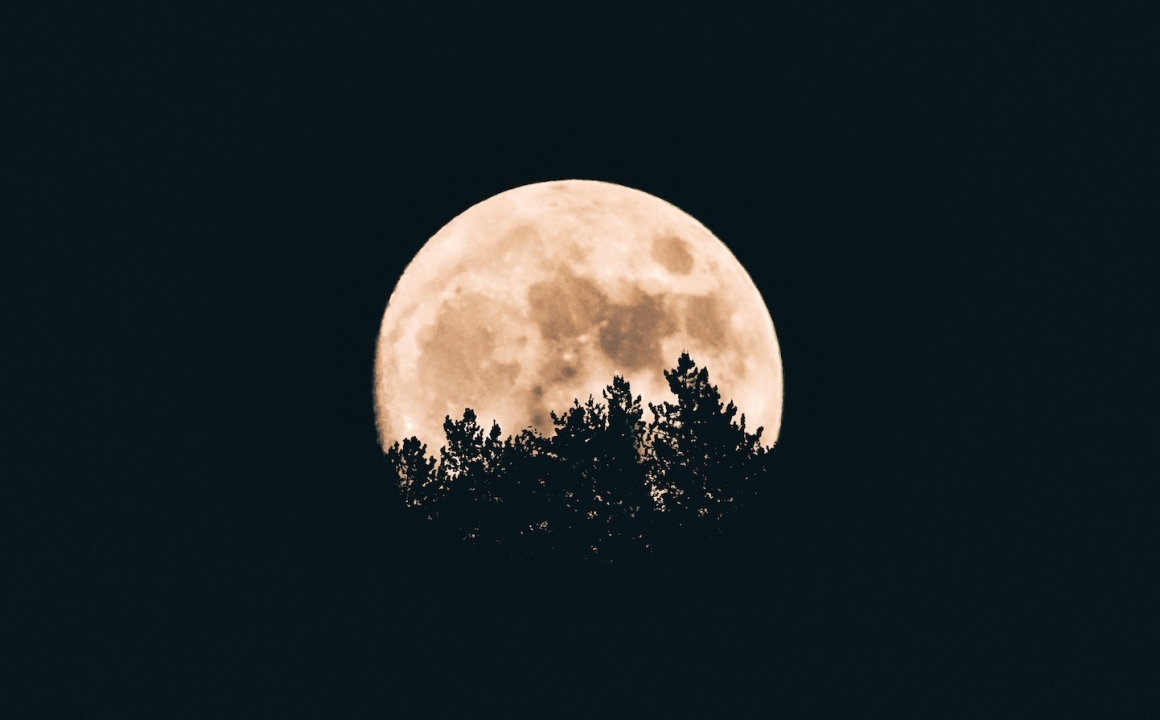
[374,180,783,454]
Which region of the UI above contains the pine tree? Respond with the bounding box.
[385,436,437,514]
[591,376,653,555]
[544,395,607,555]
[437,409,491,543]
[646,353,767,529]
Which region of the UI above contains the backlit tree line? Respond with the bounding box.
[385,354,770,558]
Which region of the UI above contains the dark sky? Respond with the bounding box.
[6,4,1152,717]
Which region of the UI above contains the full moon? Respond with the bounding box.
[374,180,783,454]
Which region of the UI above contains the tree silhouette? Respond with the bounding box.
[386,436,436,515]
[646,352,767,524]
[383,355,770,560]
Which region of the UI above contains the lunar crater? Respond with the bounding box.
[527,269,609,342]
[652,233,695,274]
[597,290,673,371]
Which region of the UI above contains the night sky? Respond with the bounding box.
[7,4,1151,716]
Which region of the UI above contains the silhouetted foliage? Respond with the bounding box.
[646,353,767,521]
[384,354,770,560]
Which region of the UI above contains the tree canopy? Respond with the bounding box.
[384,354,771,560]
